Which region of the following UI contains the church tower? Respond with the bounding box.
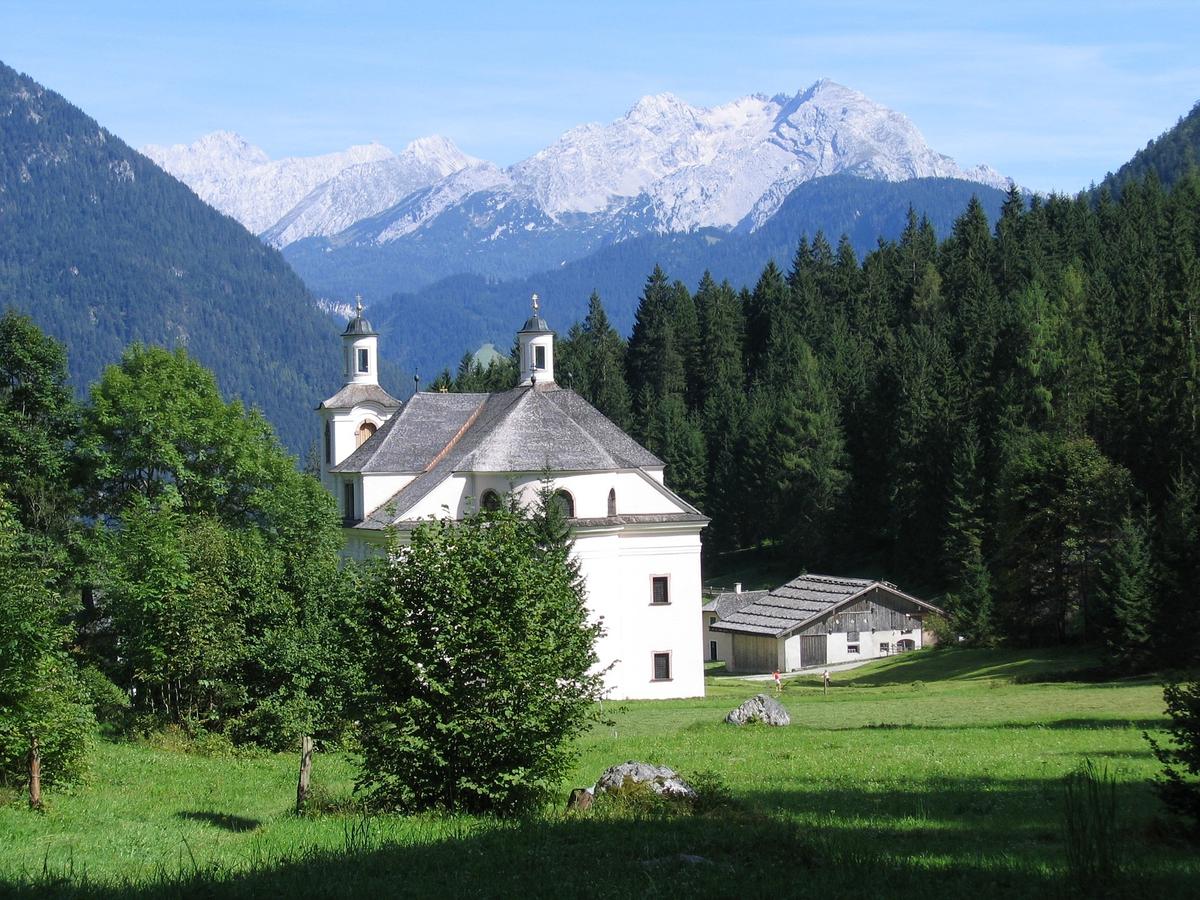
[342,296,380,386]
[316,297,401,498]
[518,293,555,386]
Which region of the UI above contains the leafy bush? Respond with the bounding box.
[76,665,130,726]
[1147,678,1200,836]
[0,502,95,793]
[356,503,605,815]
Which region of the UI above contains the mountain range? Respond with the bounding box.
[144,80,1012,301]
[0,60,401,453]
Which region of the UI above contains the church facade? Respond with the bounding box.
[317,298,708,700]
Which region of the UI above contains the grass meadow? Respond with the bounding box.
[1,646,1196,898]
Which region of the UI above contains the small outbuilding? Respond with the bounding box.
[704,574,942,673]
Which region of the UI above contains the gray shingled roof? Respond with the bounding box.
[711,574,919,638]
[333,392,485,473]
[317,382,402,411]
[702,590,768,619]
[340,385,675,528]
[571,512,709,528]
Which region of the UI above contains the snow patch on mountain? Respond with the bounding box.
[142,132,394,234]
[262,136,478,247]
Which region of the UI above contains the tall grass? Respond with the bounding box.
[1063,758,1122,893]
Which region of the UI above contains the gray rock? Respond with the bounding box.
[725,693,791,726]
[594,761,697,799]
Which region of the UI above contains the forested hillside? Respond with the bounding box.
[0,61,346,452]
[369,176,1006,380]
[1098,100,1200,197]
[453,178,1200,664]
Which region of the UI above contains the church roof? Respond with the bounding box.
[519,313,551,333]
[333,384,671,529]
[317,382,402,411]
[709,574,940,638]
[343,315,377,336]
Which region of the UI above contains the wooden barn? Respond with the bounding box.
[703,574,942,673]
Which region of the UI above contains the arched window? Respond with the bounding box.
[607,488,617,517]
[552,489,574,519]
[480,489,501,512]
[356,420,377,447]
[324,420,332,464]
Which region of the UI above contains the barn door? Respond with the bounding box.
[800,634,827,668]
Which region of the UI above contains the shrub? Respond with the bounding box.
[77,665,130,726]
[0,502,95,796]
[356,504,606,815]
[1146,678,1200,836]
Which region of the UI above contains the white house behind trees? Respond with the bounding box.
[704,574,942,673]
[317,295,709,700]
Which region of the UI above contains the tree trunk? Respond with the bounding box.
[296,734,314,814]
[28,735,42,810]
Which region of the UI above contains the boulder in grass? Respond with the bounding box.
[725,693,790,726]
[594,761,697,799]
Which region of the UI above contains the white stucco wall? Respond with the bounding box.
[823,627,923,665]
[701,611,733,664]
[320,401,395,493]
[573,524,704,700]
[361,473,416,516]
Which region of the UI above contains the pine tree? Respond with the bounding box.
[941,424,994,643]
[759,317,848,560]
[744,261,788,383]
[574,293,632,428]
[1156,467,1200,667]
[1098,514,1156,671]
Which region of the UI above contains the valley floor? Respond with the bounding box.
[1,646,1196,898]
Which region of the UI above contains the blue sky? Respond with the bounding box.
[3,1,1198,192]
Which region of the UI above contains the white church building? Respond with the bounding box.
[317,297,709,700]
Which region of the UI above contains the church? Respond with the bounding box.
[316,296,709,700]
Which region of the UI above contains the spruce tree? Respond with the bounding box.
[1156,468,1200,667]
[941,424,994,643]
[1098,514,1156,672]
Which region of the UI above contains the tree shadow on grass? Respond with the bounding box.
[841,647,1103,686]
[846,717,1166,732]
[9,776,1198,900]
[175,811,262,833]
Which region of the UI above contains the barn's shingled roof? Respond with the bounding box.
[710,574,939,638]
[702,590,768,620]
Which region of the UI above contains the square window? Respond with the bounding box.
[535,345,546,370]
[651,576,669,605]
[847,644,860,654]
[652,652,672,681]
[357,348,369,373]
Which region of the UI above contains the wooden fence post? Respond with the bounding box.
[29,735,42,810]
[296,734,314,814]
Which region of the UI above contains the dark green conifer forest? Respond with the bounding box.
[452,176,1200,665]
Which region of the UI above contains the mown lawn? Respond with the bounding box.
[1,646,1196,898]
